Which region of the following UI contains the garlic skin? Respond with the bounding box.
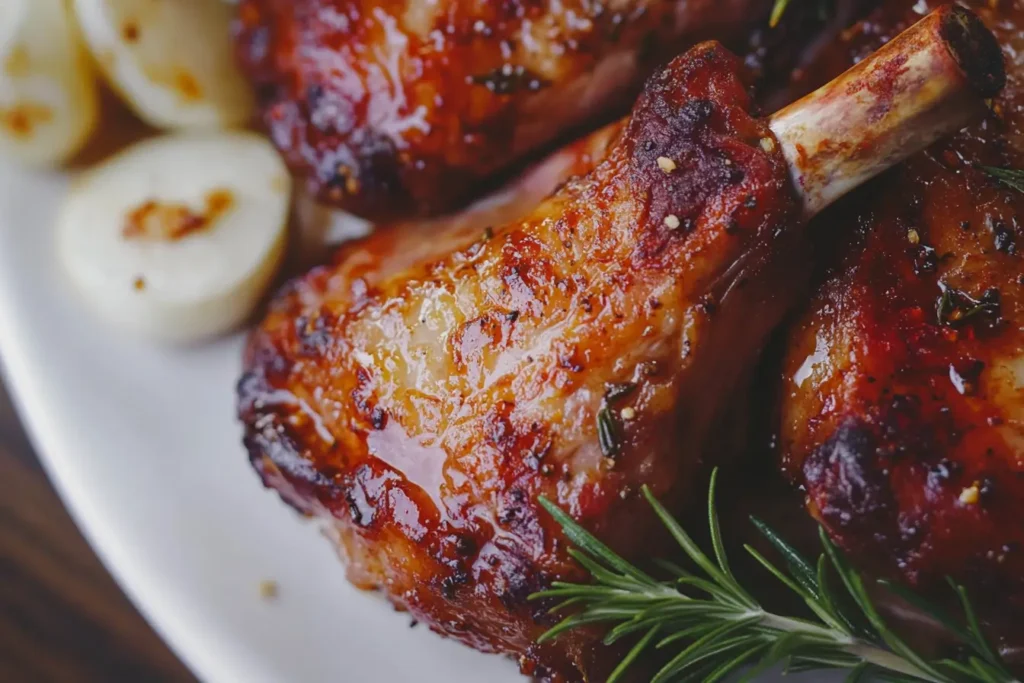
[58,132,292,343]
[73,0,254,130]
[0,0,100,166]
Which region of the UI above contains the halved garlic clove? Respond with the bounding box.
[58,132,291,343]
[73,0,254,130]
[0,0,100,166]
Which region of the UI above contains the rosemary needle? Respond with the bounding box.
[531,469,1021,683]
[770,0,793,27]
[982,166,1024,195]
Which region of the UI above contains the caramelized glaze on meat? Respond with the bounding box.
[233,0,774,219]
[239,43,804,680]
[780,0,1024,630]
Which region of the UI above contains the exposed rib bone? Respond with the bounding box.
[769,5,1004,217]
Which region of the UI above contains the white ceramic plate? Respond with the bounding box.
[0,159,836,683]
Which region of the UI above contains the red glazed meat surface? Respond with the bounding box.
[780,0,1024,634]
[233,0,774,219]
[239,42,803,680]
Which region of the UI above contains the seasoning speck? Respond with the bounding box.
[132,276,146,291]
[664,214,681,230]
[122,189,234,242]
[122,21,140,42]
[596,407,621,457]
[907,229,920,245]
[259,580,279,600]
[657,156,676,173]
[959,483,980,505]
[620,406,636,420]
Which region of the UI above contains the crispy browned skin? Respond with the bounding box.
[240,43,803,680]
[232,0,775,219]
[780,0,1024,631]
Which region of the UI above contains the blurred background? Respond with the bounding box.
[0,377,193,682]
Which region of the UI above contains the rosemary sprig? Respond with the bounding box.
[981,166,1024,195]
[936,282,1001,328]
[531,470,1020,683]
[769,0,840,29]
[769,0,793,27]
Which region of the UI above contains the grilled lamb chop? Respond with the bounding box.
[238,8,1002,680]
[233,0,788,220]
[780,0,1024,645]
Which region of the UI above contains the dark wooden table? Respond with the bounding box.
[0,377,195,682]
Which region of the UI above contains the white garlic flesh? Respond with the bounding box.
[73,0,254,129]
[58,132,292,343]
[0,0,100,166]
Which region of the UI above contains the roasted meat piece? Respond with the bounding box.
[780,0,1024,637]
[233,0,781,219]
[239,9,1001,680]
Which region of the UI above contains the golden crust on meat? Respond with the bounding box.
[239,43,803,680]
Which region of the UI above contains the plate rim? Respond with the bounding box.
[0,261,222,683]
